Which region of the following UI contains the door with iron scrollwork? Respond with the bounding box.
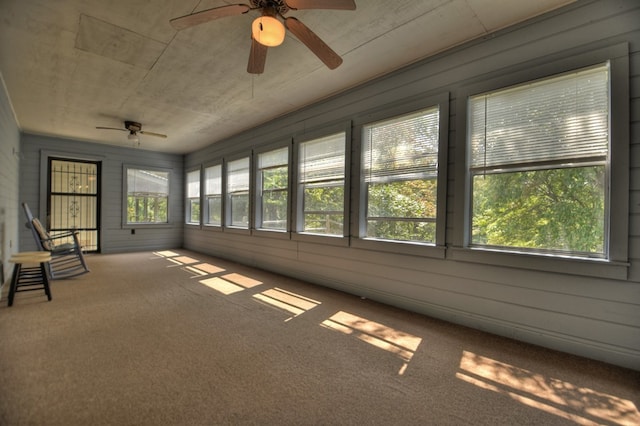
[48,159,100,252]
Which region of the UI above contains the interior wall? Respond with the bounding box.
[0,72,20,292]
[19,134,184,254]
[184,0,640,370]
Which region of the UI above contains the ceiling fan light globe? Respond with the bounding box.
[252,16,285,47]
[128,133,139,142]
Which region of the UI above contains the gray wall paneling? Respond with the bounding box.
[184,0,640,370]
[0,73,20,293]
[19,134,184,254]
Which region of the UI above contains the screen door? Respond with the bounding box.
[48,159,101,252]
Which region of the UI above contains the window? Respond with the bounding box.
[226,157,250,228]
[257,147,289,231]
[186,169,200,224]
[126,167,169,224]
[204,164,222,226]
[362,106,440,243]
[467,63,610,258]
[298,132,346,236]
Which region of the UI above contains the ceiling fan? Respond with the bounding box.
[170,0,356,74]
[96,121,167,142]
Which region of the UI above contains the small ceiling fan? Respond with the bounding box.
[96,121,167,142]
[170,0,356,74]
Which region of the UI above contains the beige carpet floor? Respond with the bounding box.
[0,249,638,425]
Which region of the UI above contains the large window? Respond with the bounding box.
[204,164,222,226]
[186,169,200,224]
[467,63,610,258]
[362,106,440,243]
[257,147,289,231]
[226,157,250,228]
[298,132,346,236]
[126,167,169,224]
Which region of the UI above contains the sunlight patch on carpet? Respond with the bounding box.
[321,311,422,375]
[185,263,226,276]
[199,277,245,295]
[222,273,262,288]
[168,256,200,265]
[456,351,640,425]
[153,250,180,258]
[253,288,321,321]
[199,273,263,295]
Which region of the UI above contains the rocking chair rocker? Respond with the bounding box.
[22,202,90,279]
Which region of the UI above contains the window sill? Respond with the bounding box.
[351,238,446,259]
[224,226,251,236]
[447,247,629,280]
[123,223,174,229]
[292,232,349,247]
[253,229,291,240]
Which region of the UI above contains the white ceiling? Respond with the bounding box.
[0,0,574,154]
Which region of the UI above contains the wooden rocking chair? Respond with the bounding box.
[22,202,90,279]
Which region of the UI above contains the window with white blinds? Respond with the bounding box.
[126,168,170,224]
[469,64,609,170]
[298,132,346,236]
[299,133,345,185]
[204,164,222,226]
[361,106,440,243]
[467,62,610,257]
[258,147,288,231]
[186,169,200,224]
[226,157,250,228]
[363,106,440,182]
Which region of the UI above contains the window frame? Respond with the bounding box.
[203,162,223,230]
[352,93,449,258]
[452,43,629,279]
[185,167,201,226]
[254,140,292,239]
[292,123,351,246]
[122,165,172,228]
[225,155,252,232]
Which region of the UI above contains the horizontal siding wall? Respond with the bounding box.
[0,73,20,293]
[185,0,640,370]
[19,134,183,254]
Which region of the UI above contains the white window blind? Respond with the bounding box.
[469,63,609,169]
[205,165,221,195]
[227,158,249,192]
[259,147,288,168]
[204,164,222,226]
[299,133,345,183]
[127,169,169,195]
[363,107,440,181]
[187,170,200,198]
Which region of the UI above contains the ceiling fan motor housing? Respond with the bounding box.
[124,121,142,132]
[251,0,289,15]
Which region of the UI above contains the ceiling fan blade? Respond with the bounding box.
[170,4,251,31]
[284,17,342,70]
[247,37,268,74]
[96,126,127,132]
[286,0,356,10]
[139,130,168,139]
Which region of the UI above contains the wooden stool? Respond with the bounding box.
[8,252,52,306]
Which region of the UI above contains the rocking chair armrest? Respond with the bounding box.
[45,231,79,241]
[43,231,78,244]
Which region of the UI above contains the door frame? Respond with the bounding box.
[39,151,104,253]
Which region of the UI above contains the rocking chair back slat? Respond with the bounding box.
[22,202,90,279]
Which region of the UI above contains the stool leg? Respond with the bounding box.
[8,263,21,307]
[40,262,52,301]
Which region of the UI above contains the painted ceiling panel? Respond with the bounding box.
[75,14,167,69]
[0,0,575,154]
